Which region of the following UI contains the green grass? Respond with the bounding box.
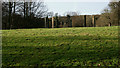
[2,26,119,67]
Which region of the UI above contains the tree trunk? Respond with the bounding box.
[29,0,32,18]
[26,2,28,17]
[9,2,12,29]
[118,1,120,26]
[0,1,2,30]
[24,1,26,19]
[14,2,16,14]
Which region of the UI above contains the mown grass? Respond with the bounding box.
[2,26,119,67]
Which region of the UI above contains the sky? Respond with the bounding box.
[44,0,111,16]
[44,0,111,2]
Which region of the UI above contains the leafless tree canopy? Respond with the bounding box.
[64,11,80,16]
[2,0,48,29]
[97,1,119,26]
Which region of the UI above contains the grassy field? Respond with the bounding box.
[2,26,119,67]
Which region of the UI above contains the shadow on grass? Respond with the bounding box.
[2,43,119,67]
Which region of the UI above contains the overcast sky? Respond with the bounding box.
[43,0,111,16]
[45,2,110,15]
[44,0,111,2]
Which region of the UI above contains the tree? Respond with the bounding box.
[54,13,60,28]
[2,2,9,17]
[64,11,80,16]
[47,12,54,18]
[66,15,72,27]
[2,2,9,29]
[97,0,119,26]
[102,8,112,26]
[2,0,48,29]
[108,0,119,25]
[119,1,120,25]
[9,2,13,29]
[13,0,48,18]
[29,1,48,18]
[0,1,2,29]
[13,2,16,14]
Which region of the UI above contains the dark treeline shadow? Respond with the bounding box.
[2,1,47,29]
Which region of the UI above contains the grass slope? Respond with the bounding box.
[2,26,119,67]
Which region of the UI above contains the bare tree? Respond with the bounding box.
[47,11,54,18]
[13,2,16,14]
[14,0,48,18]
[9,2,13,29]
[29,1,48,18]
[98,0,119,26]
[64,11,80,16]
[2,2,9,17]
[2,0,48,29]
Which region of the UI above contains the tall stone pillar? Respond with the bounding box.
[84,15,86,27]
[92,15,96,27]
[52,17,54,28]
[44,17,46,28]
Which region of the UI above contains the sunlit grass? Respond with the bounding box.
[2,26,119,67]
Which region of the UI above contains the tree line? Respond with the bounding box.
[2,0,120,29]
[2,0,48,29]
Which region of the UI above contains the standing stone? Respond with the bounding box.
[84,15,86,27]
[44,17,46,28]
[47,18,49,28]
[44,16,49,28]
[52,17,54,28]
[70,19,72,27]
[108,23,111,26]
[92,15,96,27]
